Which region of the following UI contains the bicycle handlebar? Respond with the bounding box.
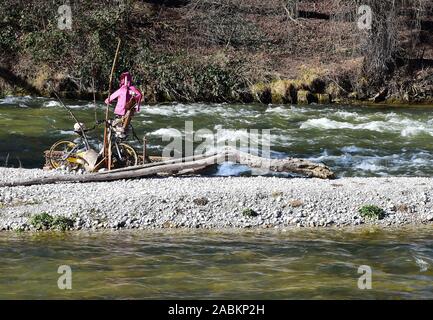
[63,118,119,135]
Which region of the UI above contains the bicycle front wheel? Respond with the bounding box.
[48,140,80,170]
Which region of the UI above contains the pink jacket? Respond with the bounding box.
[105,72,143,116]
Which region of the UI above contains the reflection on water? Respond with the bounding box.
[0,227,432,299]
[1,96,433,176]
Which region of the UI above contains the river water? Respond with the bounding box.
[0,227,432,299]
[1,96,433,176]
[1,96,433,299]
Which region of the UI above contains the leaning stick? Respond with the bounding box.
[52,91,90,151]
[103,39,122,170]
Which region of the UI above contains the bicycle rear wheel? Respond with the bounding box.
[112,143,138,168]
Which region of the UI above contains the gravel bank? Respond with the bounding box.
[0,167,432,231]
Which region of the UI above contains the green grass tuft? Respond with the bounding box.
[359,205,386,220]
[52,216,75,231]
[30,213,75,231]
[30,212,54,230]
[242,208,259,217]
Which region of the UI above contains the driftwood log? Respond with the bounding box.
[0,148,335,187]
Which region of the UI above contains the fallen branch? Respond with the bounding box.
[0,148,334,187]
[232,150,335,179]
[283,4,304,28]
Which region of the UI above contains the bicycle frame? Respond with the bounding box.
[93,120,131,169]
[107,122,129,163]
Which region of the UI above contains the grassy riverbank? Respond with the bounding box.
[1,0,432,105]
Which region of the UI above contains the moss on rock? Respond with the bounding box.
[269,80,297,104]
[250,83,271,104]
[299,66,327,93]
[297,90,315,104]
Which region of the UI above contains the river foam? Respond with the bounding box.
[300,115,433,137]
[2,97,433,177]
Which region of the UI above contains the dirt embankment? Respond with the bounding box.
[0,0,432,105]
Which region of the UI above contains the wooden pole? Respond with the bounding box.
[142,135,147,164]
[92,76,97,124]
[103,39,122,170]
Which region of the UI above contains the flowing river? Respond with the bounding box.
[0,227,432,299]
[1,96,433,176]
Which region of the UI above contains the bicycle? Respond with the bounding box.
[48,119,138,172]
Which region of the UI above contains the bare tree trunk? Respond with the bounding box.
[0,148,335,187]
